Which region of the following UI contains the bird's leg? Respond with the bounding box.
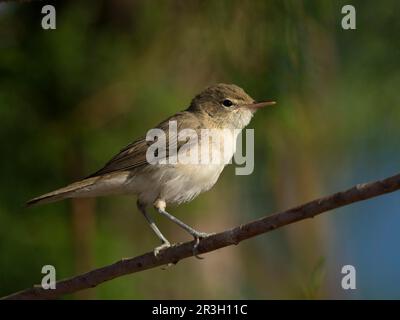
[154,200,212,259]
[137,201,171,257]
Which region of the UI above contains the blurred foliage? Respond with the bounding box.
[1,0,400,299]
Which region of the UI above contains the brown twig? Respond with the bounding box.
[3,172,400,300]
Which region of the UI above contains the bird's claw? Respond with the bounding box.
[192,232,214,259]
[153,232,214,260]
[153,241,171,258]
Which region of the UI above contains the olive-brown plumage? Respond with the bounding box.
[27,83,275,256]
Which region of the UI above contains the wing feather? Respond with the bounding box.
[87,111,202,177]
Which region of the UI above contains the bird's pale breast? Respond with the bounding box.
[135,128,239,206]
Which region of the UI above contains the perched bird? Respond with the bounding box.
[27,83,275,256]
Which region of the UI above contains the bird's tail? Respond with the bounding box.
[26,177,99,207]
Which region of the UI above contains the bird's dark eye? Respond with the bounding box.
[222,99,233,107]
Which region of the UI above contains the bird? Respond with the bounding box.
[27,83,276,257]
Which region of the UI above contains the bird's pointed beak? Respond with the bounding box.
[242,100,276,109]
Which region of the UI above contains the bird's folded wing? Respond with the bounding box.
[87,111,201,178]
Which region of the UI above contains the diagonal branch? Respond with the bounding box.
[3,172,400,300]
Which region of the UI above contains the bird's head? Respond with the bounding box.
[188,83,275,129]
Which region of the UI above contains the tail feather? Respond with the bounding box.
[26,177,98,207]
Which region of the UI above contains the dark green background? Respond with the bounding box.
[1,0,400,299]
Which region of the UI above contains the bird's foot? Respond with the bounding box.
[153,241,171,258]
[191,231,214,260]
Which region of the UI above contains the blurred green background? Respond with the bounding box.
[1,0,400,299]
